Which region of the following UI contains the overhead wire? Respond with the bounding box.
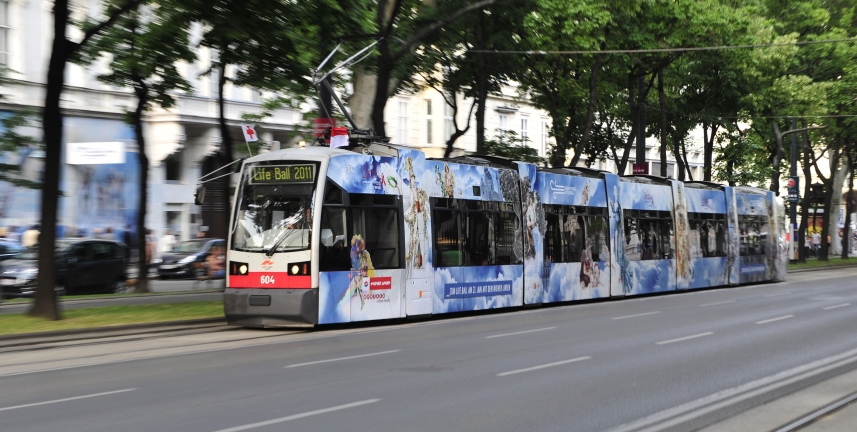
[468,37,857,56]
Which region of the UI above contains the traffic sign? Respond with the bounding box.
[787,175,800,203]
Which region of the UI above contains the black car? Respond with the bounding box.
[156,239,225,279]
[0,239,128,297]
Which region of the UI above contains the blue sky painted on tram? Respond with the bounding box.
[626,259,675,295]
[535,172,607,207]
[423,160,507,201]
[433,264,523,313]
[544,261,611,302]
[619,182,673,211]
[686,188,727,214]
[736,192,768,215]
[326,154,401,195]
[688,257,729,289]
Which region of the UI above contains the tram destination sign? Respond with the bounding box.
[250,164,315,184]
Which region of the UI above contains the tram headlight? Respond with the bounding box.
[229,261,249,276]
[287,261,311,276]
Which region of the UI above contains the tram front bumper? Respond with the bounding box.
[224,288,318,328]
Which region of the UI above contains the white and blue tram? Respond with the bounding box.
[222,143,788,327]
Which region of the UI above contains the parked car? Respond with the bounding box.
[0,240,24,261]
[0,239,128,297]
[156,239,225,279]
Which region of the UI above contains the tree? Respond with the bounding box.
[188,0,315,239]
[347,0,498,138]
[31,0,142,320]
[76,1,196,292]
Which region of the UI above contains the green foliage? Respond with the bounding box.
[482,130,543,164]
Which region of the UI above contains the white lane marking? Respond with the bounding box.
[285,350,400,368]
[656,332,714,345]
[212,399,380,432]
[700,300,735,307]
[764,291,790,297]
[756,315,794,325]
[496,356,590,377]
[823,303,851,310]
[485,327,556,339]
[612,311,661,320]
[0,388,136,412]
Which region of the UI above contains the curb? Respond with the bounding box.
[0,317,227,346]
[788,264,857,273]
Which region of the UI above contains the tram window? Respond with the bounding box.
[687,213,727,258]
[738,215,769,256]
[323,181,344,205]
[464,212,491,265]
[432,199,521,267]
[319,207,350,271]
[623,210,673,261]
[350,207,401,269]
[494,211,521,265]
[434,210,461,266]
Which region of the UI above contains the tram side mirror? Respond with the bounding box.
[195,186,206,205]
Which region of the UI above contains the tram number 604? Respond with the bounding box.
[261,275,276,285]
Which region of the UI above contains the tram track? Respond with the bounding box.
[773,391,857,432]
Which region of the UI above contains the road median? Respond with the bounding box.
[0,301,225,339]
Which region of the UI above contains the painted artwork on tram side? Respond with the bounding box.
[685,187,729,289]
[724,187,741,284]
[518,163,611,304]
[318,268,405,324]
[671,182,692,289]
[326,154,401,195]
[606,175,632,296]
[427,161,524,313]
[736,192,771,283]
[619,181,677,295]
[398,149,433,276]
[433,265,524,313]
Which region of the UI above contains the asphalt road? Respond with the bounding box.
[1,269,856,432]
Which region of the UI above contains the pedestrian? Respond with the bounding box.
[812,231,821,257]
[145,229,155,273]
[122,225,132,262]
[21,224,40,247]
[804,232,811,257]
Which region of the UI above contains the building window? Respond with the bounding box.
[498,114,507,132]
[425,99,433,145]
[541,121,549,156]
[520,118,528,142]
[0,1,8,65]
[398,100,409,144]
[165,152,182,183]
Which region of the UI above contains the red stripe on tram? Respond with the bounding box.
[229,273,312,289]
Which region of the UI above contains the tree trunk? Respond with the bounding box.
[671,130,687,181]
[616,73,638,175]
[29,0,73,320]
[841,163,854,259]
[474,11,489,155]
[703,121,713,182]
[443,97,475,158]
[771,121,785,195]
[657,71,668,177]
[370,44,393,137]
[133,82,150,293]
[216,60,233,240]
[575,53,604,165]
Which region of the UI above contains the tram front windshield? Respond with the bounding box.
[231,166,316,253]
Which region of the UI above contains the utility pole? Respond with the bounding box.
[790,117,798,262]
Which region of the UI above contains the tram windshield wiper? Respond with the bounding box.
[264,228,301,257]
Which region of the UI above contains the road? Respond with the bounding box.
[0,268,856,431]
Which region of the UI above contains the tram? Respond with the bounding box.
[217,141,788,327]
